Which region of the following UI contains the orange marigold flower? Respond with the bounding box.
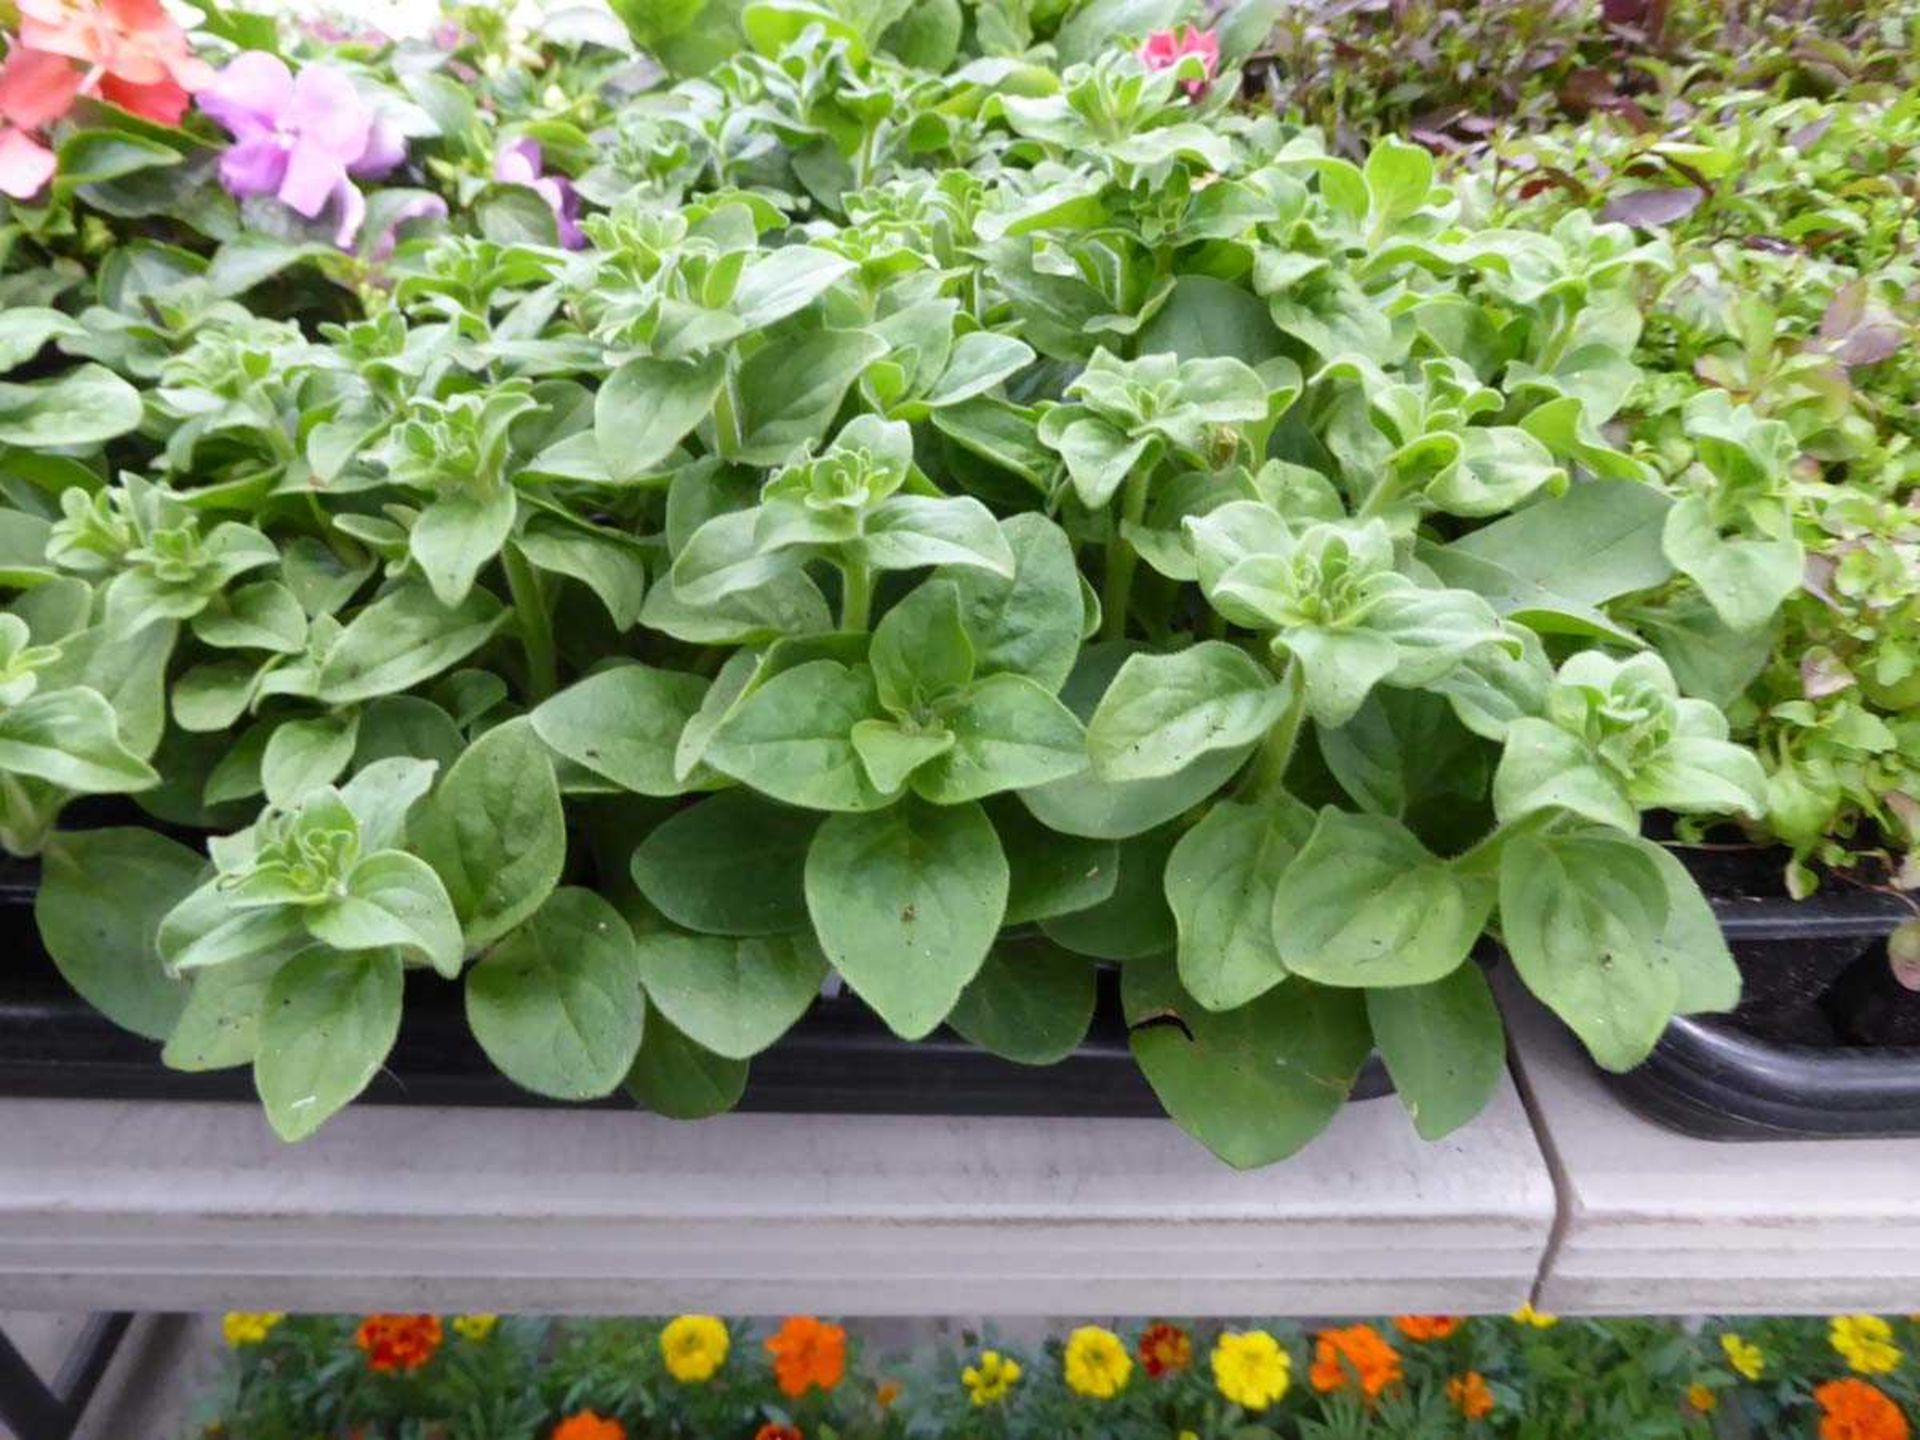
[1447,1371,1495,1421]
[552,1411,625,1440]
[1688,1383,1718,1414]
[875,1379,901,1410]
[1309,1325,1403,1401]
[354,1314,442,1375]
[1394,1316,1463,1342]
[766,1316,846,1399]
[1817,1379,1911,1440]
[753,1426,802,1440]
[1138,1322,1193,1378]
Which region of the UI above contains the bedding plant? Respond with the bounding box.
[195,1309,1920,1440]
[2,0,1908,1164]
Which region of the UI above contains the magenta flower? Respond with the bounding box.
[1138,24,1219,97]
[199,52,406,248]
[494,138,585,249]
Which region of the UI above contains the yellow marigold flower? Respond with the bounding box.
[875,1378,902,1411]
[1510,1303,1558,1329]
[1063,1327,1132,1400]
[962,1349,1023,1407]
[660,1315,730,1383]
[1688,1383,1718,1414]
[222,1312,285,1348]
[452,1314,498,1343]
[1212,1330,1291,1412]
[1832,1316,1903,1376]
[1179,1433,1199,1440]
[1721,1333,1764,1381]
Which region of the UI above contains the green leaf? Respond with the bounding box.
[1661,495,1803,634]
[465,888,645,1100]
[870,579,975,712]
[261,713,359,807]
[730,245,855,330]
[1366,964,1505,1141]
[0,307,84,371]
[191,582,308,654]
[35,828,200,1040]
[1022,642,1256,839]
[630,790,820,936]
[880,0,961,68]
[632,927,826,1059]
[1364,135,1436,224]
[1124,954,1371,1169]
[947,936,1096,1065]
[729,329,889,466]
[304,850,464,978]
[594,353,726,483]
[1135,275,1287,365]
[1040,824,1178,960]
[991,797,1119,924]
[916,673,1087,804]
[532,664,710,796]
[512,519,647,630]
[162,954,281,1072]
[803,796,1007,1039]
[410,485,518,607]
[1086,642,1290,782]
[1054,0,1181,64]
[316,583,507,705]
[1492,717,1637,832]
[412,718,566,950]
[863,495,1016,578]
[1438,478,1673,619]
[704,659,891,812]
[1273,809,1493,987]
[255,947,404,1142]
[1166,798,1310,1011]
[624,1010,749,1119]
[0,364,143,448]
[942,513,1081,693]
[1497,824,1675,1071]
[0,687,157,793]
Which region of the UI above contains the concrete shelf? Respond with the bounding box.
[1504,978,1920,1315]
[0,1085,1553,1316]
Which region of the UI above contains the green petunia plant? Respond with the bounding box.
[2,0,1864,1164]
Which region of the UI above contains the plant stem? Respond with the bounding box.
[503,543,558,702]
[1100,468,1152,642]
[1240,656,1306,802]
[839,552,873,632]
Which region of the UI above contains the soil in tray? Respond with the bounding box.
[1669,840,1919,1050]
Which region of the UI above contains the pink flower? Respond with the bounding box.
[13,0,212,123]
[494,138,584,249]
[0,46,74,197]
[1138,24,1219,97]
[198,52,407,247]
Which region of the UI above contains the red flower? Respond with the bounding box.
[754,1426,803,1440]
[1138,1323,1192,1378]
[354,1314,443,1374]
[1137,25,1219,96]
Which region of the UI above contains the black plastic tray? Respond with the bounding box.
[1601,850,1920,1141]
[0,856,1392,1118]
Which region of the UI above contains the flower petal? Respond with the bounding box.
[349,111,405,178]
[218,131,289,198]
[330,175,366,248]
[0,45,82,129]
[287,63,370,164]
[0,125,56,199]
[198,50,292,135]
[277,138,346,217]
[98,71,190,124]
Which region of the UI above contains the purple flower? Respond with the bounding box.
[494,138,585,250]
[200,52,407,248]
